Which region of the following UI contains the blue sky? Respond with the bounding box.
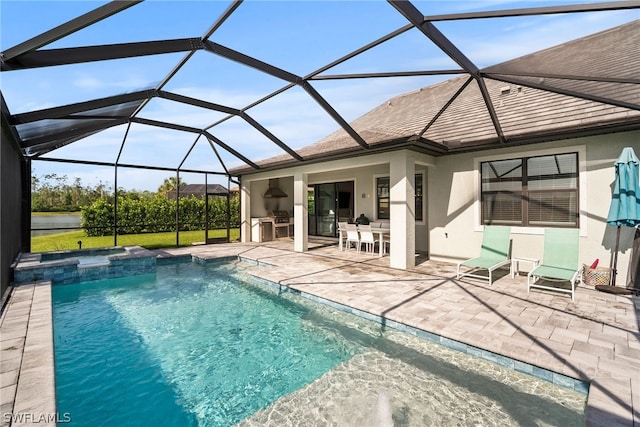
[1,1,637,191]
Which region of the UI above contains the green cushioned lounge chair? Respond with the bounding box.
[456,226,511,286]
[528,228,580,300]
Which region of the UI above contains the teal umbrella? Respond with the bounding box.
[606,147,640,287]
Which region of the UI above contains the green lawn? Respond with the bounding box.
[32,211,80,216]
[31,229,240,252]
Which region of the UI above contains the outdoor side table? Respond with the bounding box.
[510,257,539,278]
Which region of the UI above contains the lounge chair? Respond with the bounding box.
[456,226,511,285]
[528,228,580,300]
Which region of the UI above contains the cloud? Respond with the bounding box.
[10,2,637,192]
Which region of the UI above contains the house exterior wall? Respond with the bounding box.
[240,131,638,281]
[241,151,432,254]
[428,130,640,286]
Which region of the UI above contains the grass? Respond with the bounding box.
[31,211,80,216]
[31,229,240,252]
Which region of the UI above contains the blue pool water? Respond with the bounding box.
[53,261,357,426]
[53,260,586,426]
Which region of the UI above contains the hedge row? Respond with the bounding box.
[81,195,239,237]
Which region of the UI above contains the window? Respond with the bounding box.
[376,177,389,219]
[376,174,423,221]
[481,153,578,227]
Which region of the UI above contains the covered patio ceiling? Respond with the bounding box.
[1,1,639,180]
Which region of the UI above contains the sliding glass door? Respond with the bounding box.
[307,181,353,237]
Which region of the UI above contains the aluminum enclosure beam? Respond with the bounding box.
[311,69,465,80]
[23,118,129,149]
[389,0,505,142]
[240,112,303,161]
[203,132,259,170]
[485,74,640,111]
[0,1,142,61]
[158,91,241,115]
[2,39,204,71]
[424,1,640,21]
[10,90,154,124]
[203,41,299,83]
[302,82,369,150]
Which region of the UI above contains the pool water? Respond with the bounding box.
[53,261,356,426]
[53,261,586,426]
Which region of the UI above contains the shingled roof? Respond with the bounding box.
[166,184,229,199]
[236,20,640,174]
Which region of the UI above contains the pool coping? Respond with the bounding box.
[1,281,56,427]
[231,253,638,426]
[245,268,590,395]
[2,250,636,426]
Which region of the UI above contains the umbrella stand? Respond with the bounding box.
[597,224,632,294]
[609,225,621,287]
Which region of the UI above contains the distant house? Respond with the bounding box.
[166,184,229,200]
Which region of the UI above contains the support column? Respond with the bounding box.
[389,151,415,269]
[240,179,251,243]
[293,172,308,252]
[21,157,32,252]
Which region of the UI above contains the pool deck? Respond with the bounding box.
[2,239,638,426]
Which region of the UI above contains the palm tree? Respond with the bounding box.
[157,176,186,198]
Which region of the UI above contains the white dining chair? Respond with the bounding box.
[381,232,390,255]
[358,224,376,255]
[338,222,348,250]
[344,224,360,252]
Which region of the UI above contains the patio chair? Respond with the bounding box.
[358,224,376,255]
[344,224,360,252]
[456,226,511,285]
[338,222,348,250]
[528,228,580,300]
[380,232,390,255]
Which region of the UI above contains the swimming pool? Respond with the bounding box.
[53,260,586,426]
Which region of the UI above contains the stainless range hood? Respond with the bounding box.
[263,178,288,198]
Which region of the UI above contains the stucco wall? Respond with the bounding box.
[428,130,640,286]
[245,159,431,253]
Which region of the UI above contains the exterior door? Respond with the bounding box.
[206,192,230,243]
[307,181,353,237]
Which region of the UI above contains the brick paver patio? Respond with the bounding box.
[2,239,638,426]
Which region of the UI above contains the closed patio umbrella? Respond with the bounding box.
[606,147,640,287]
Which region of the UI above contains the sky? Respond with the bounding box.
[1,0,637,192]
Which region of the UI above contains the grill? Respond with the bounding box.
[267,210,290,224]
[267,210,291,238]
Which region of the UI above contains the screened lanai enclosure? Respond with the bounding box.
[1,1,639,293]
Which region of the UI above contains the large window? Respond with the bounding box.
[377,177,390,219]
[481,153,578,227]
[376,174,423,221]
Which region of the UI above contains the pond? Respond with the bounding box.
[31,213,82,237]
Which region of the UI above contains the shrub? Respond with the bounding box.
[81,195,239,236]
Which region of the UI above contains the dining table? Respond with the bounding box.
[338,224,390,257]
[370,226,391,257]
